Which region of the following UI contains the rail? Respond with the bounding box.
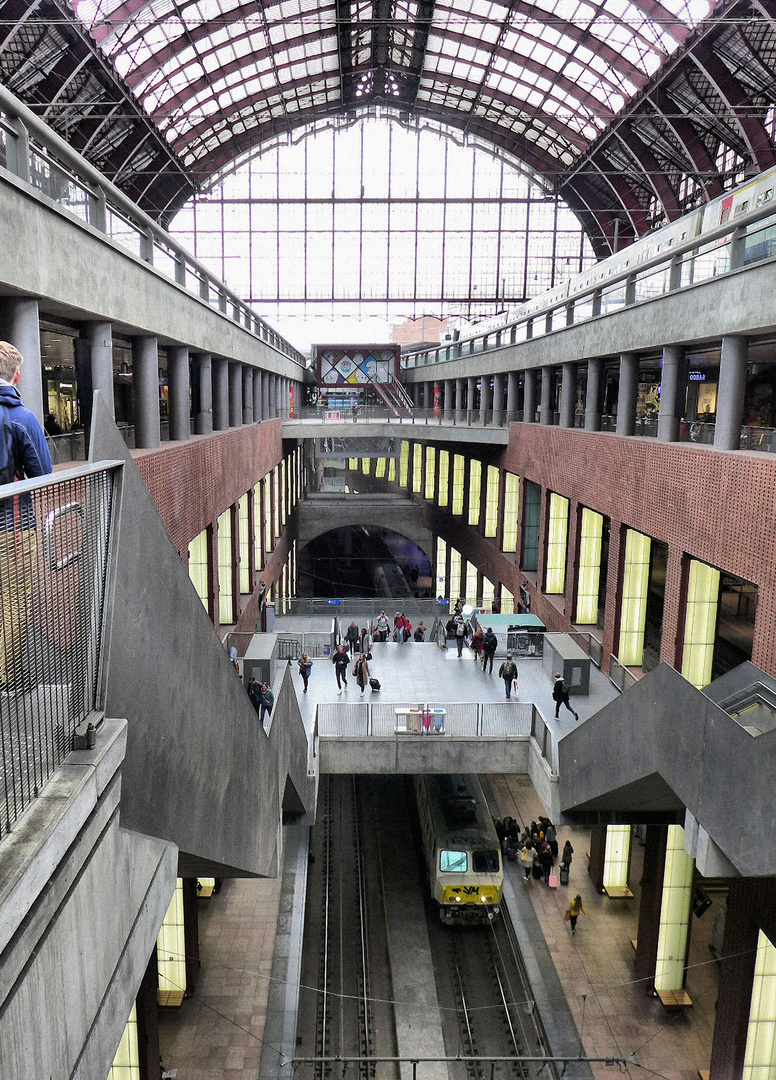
[609,655,639,693]
[316,700,536,738]
[402,192,776,371]
[0,461,121,838]
[0,85,305,366]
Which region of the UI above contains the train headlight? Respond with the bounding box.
[455,895,461,902]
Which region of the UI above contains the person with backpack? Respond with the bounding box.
[452,611,470,657]
[481,627,498,673]
[0,342,53,694]
[552,673,579,721]
[297,652,313,692]
[498,652,518,699]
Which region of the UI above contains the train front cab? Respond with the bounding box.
[436,844,502,923]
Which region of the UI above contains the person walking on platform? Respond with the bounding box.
[353,651,370,695]
[453,611,469,656]
[565,894,587,935]
[375,610,390,641]
[498,652,518,699]
[552,673,579,721]
[413,620,426,642]
[298,652,313,693]
[345,620,360,653]
[519,841,536,881]
[560,839,574,881]
[482,627,498,674]
[333,644,350,694]
[258,682,274,724]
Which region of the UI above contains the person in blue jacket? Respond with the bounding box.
[0,341,53,693]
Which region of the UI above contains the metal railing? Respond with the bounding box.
[0,462,120,838]
[0,85,305,366]
[609,655,639,693]
[316,700,536,738]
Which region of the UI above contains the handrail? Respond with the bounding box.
[402,192,776,369]
[0,84,306,366]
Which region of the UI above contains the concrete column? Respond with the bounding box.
[560,362,576,428]
[523,369,537,423]
[228,361,243,427]
[492,372,504,425]
[253,370,263,421]
[444,379,454,420]
[194,352,213,435]
[262,372,271,419]
[456,378,464,420]
[585,357,604,432]
[657,345,687,443]
[714,335,749,451]
[132,335,161,449]
[212,357,229,430]
[616,352,639,437]
[539,366,554,425]
[0,297,44,425]
[467,376,476,420]
[479,374,491,425]
[84,321,115,420]
[167,345,191,442]
[242,367,254,424]
[506,371,518,422]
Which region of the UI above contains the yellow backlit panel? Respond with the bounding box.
[465,561,478,606]
[273,467,281,538]
[485,465,499,538]
[188,530,208,610]
[452,455,465,516]
[468,459,482,526]
[436,537,447,597]
[619,529,651,666]
[744,930,776,1078]
[438,450,449,507]
[576,508,603,624]
[158,879,186,998]
[654,825,693,992]
[502,472,519,553]
[545,493,569,595]
[375,457,386,478]
[413,443,423,493]
[280,459,287,525]
[388,456,396,482]
[108,1004,139,1079]
[238,494,250,594]
[603,825,631,889]
[682,559,720,689]
[425,447,436,500]
[254,482,263,572]
[217,508,233,625]
[362,457,371,474]
[399,441,409,487]
[450,547,462,600]
[482,577,495,606]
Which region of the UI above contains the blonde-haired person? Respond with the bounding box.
[297,652,312,693]
[565,894,587,935]
[0,341,53,693]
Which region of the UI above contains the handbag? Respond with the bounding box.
[564,909,571,921]
[365,652,372,661]
[520,848,528,863]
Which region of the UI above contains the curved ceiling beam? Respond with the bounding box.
[646,86,724,199]
[90,0,169,43]
[590,147,650,236]
[557,177,622,257]
[691,43,776,172]
[613,123,682,218]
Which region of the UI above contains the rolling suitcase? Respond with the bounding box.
[559,865,570,886]
[369,677,381,691]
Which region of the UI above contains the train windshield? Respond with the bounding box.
[440,849,468,872]
[472,849,501,874]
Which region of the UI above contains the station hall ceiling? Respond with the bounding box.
[2,0,776,254]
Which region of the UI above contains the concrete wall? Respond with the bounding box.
[0,720,176,1080]
[297,493,434,564]
[318,736,532,774]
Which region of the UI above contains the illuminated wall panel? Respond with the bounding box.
[619,529,651,666]
[413,443,423,493]
[465,561,478,605]
[254,483,264,571]
[603,825,631,890]
[238,494,250,594]
[654,825,694,992]
[425,447,436,500]
[362,457,371,474]
[502,586,515,614]
[188,530,208,610]
[502,472,519,553]
[273,467,281,538]
[263,477,272,559]
[576,508,603,624]
[682,559,721,689]
[348,456,359,471]
[217,509,233,624]
[545,493,569,594]
[452,455,465,515]
[388,455,396,482]
[375,457,386,478]
[482,577,495,608]
[158,879,186,1000]
[280,459,287,524]
[450,547,462,600]
[108,1005,139,1080]
[438,450,450,507]
[436,537,447,598]
[468,459,482,526]
[399,441,409,487]
[743,930,776,1079]
[485,466,499,538]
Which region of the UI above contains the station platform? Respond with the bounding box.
[157,641,717,1079]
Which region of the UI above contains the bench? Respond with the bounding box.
[656,988,692,1009]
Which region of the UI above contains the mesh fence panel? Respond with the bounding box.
[481,703,533,736]
[1,467,116,836]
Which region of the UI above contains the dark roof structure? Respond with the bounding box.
[2,0,776,249]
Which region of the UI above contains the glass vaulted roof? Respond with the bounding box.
[68,0,713,184]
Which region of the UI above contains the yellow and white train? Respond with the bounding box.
[414,773,502,923]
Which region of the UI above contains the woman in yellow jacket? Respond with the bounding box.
[566,894,587,935]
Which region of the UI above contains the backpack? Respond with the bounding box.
[0,406,15,487]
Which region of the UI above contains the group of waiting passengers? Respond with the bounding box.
[494,815,574,885]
